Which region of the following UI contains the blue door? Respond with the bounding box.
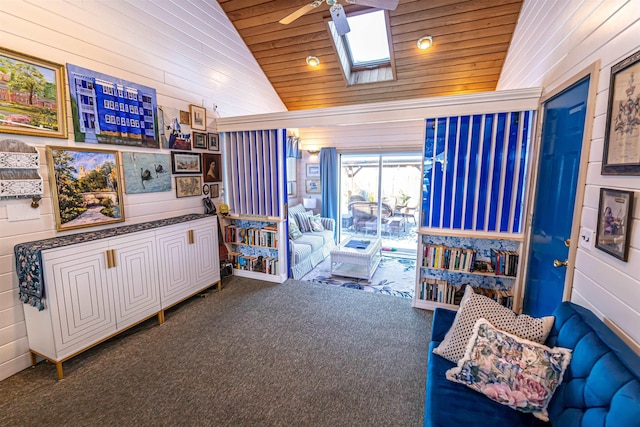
[523,77,590,317]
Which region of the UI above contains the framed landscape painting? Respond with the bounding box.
[171,151,201,174]
[47,146,125,231]
[0,48,67,138]
[121,152,171,194]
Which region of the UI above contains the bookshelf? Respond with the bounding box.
[412,230,523,311]
[219,214,288,283]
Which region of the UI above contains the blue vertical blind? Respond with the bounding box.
[422,111,534,234]
[224,129,285,217]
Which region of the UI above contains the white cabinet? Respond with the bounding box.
[21,215,220,379]
[156,217,220,309]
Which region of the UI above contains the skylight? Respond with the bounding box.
[344,10,391,68]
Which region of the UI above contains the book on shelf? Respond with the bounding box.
[490,249,519,277]
[418,280,513,309]
[422,245,476,273]
[224,226,277,248]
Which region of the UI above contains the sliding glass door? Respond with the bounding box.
[339,153,421,256]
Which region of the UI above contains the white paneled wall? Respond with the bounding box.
[0,0,285,381]
[499,0,640,350]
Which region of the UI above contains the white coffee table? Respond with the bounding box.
[330,237,382,281]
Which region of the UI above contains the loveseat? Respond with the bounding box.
[288,203,336,279]
[425,301,640,426]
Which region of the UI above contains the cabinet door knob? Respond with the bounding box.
[553,259,568,268]
[564,239,570,247]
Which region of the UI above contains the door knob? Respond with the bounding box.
[553,259,568,267]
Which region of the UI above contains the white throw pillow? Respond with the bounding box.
[433,286,554,363]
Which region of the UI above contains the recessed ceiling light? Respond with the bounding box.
[306,55,321,67]
[417,36,433,50]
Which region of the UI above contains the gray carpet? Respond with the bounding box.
[0,277,433,426]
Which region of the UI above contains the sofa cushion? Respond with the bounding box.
[545,302,640,427]
[294,233,325,253]
[426,340,547,427]
[308,214,324,232]
[446,318,572,422]
[288,203,307,217]
[433,286,554,363]
[289,220,303,240]
[294,212,313,232]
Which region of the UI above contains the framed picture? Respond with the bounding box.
[602,49,640,175]
[208,133,220,151]
[306,163,320,177]
[47,146,125,231]
[121,152,171,194]
[202,184,210,196]
[305,179,320,194]
[203,153,222,183]
[175,176,202,198]
[179,110,190,124]
[210,183,219,198]
[287,182,296,197]
[171,151,201,174]
[0,48,67,138]
[158,105,192,150]
[193,132,207,149]
[595,187,634,261]
[67,64,159,147]
[189,104,206,131]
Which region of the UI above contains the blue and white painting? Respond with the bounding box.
[122,152,171,194]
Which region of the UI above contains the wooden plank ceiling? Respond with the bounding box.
[218,0,523,111]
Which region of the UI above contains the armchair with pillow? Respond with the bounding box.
[288,203,336,279]
[425,286,640,427]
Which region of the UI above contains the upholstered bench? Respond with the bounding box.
[425,301,640,427]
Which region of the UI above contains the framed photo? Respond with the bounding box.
[306,163,320,177]
[171,151,201,174]
[121,152,171,194]
[203,153,222,183]
[305,179,320,194]
[602,50,640,175]
[189,104,206,131]
[287,182,296,197]
[202,184,210,196]
[208,133,220,151]
[595,188,634,261]
[175,176,202,198]
[193,132,207,149]
[67,64,159,147]
[47,146,125,231]
[179,110,190,124]
[210,183,219,198]
[0,48,67,139]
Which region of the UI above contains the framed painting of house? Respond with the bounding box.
[0,48,67,138]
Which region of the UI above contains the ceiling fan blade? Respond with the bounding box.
[279,1,325,25]
[330,3,351,35]
[344,0,399,10]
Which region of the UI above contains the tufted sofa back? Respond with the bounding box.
[545,302,640,427]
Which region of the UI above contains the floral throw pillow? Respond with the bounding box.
[308,215,324,232]
[446,318,572,422]
[289,220,303,240]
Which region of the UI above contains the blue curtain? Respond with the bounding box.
[286,136,301,159]
[320,148,338,235]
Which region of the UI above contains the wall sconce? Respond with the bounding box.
[307,148,320,155]
[417,36,433,50]
[303,197,318,213]
[306,55,321,67]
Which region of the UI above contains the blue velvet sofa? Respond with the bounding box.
[425,302,640,427]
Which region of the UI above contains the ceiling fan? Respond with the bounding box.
[279,0,399,36]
